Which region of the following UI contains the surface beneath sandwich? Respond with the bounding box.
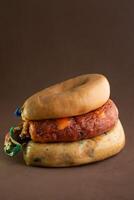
[22,99,118,143]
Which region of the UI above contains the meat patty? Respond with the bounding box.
[25,99,118,143]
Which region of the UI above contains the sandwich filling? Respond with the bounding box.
[4,99,118,156]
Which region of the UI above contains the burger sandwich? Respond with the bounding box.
[4,74,125,167]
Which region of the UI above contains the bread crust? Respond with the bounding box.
[23,120,125,167]
[21,74,110,120]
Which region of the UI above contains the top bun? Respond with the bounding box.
[21,74,110,120]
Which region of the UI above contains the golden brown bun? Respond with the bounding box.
[21,74,110,120]
[23,120,125,167]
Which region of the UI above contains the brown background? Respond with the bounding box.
[0,1,134,200]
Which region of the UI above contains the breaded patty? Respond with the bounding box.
[23,99,118,143]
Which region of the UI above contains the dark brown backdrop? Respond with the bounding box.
[0,1,134,200]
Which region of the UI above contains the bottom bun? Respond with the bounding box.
[23,120,125,167]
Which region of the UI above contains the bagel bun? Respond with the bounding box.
[23,120,125,167]
[21,74,110,120]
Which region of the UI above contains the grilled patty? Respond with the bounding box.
[22,99,118,143]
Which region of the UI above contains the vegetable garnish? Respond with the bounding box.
[14,107,22,117]
[4,127,22,156]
